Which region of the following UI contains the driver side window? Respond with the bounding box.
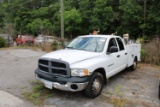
[107,38,117,52]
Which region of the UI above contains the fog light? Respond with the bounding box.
[71,84,78,90]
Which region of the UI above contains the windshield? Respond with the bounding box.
[66,37,107,52]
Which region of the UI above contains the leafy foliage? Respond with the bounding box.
[0,36,7,48]
[0,0,159,38]
[64,8,82,38]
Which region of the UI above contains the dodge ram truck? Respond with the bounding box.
[35,35,141,98]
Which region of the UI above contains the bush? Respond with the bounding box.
[51,41,58,51]
[0,36,7,48]
[141,36,160,65]
[141,49,146,62]
[41,44,52,52]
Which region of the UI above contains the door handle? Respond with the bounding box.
[125,53,128,55]
[117,55,120,58]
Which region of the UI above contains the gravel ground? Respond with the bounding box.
[0,48,159,107]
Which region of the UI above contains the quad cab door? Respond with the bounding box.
[105,38,121,77]
[105,37,128,77]
[115,37,128,71]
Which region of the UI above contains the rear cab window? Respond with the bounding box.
[116,38,125,51]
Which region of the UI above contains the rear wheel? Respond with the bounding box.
[84,72,104,98]
[130,58,137,71]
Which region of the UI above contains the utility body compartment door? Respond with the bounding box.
[126,44,141,67]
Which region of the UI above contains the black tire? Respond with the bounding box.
[84,72,104,98]
[130,58,137,71]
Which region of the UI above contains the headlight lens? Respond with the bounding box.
[71,69,89,77]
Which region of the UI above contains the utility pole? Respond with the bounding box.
[143,0,147,36]
[60,0,64,38]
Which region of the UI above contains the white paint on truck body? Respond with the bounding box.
[126,44,141,67]
[41,35,141,78]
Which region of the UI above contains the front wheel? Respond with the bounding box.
[130,58,137,71]
[84,72,104,98]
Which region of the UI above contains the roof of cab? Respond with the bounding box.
[79,35,121,38]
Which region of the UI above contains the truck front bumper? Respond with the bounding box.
[35,69,90,92]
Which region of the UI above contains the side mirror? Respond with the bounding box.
[109,46,118,53]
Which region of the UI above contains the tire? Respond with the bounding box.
[130,58,137,71]
[84,72,104,98]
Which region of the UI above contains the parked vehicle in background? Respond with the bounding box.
[0,34,13,46]
[35,35,141,98]
[35,36,43,45]
[35,35,61,45]
[15,35,34,46]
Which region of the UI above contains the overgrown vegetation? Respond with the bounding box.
[0,36,7,48]
[141,36,160,65]
[110,86,126,107]
[22,80,83,105]
[51,41,59,51]
[40,44,52,52]
[22,81,54,105]
[14,40,64,52]
[40,41,64,52]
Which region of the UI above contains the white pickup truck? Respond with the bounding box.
[35,35,141,98]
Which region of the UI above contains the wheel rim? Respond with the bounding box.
[92,78,102,93]
[133,61,137,69]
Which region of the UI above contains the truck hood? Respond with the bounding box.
[41,49,100,64]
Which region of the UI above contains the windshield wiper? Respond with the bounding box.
[95,40,99,52]
[66,46,74,49]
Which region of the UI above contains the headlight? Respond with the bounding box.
[71,69,89,77]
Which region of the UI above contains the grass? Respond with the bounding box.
[14,45,42,51]
[14,45,31,49]
[108,86,127,107]
[40,44,53,52]
[22,80,82,105]
[0,45,42,51]
[22,81,54,105]
[13,44,54,52]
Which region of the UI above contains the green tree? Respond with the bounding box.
[42,19,53,35]
[0,0,159,39]
[92,0,114,34]
[79,0,94,34]
[26,18,42,35]
[148,0,160,35]
[64,8,82,38]
[119,0,143,38]
[27,18,52,35]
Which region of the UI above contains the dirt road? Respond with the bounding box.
[0,49,159,107]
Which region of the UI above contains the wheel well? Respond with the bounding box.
[94,68,107,84]
[135,56,138,62]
